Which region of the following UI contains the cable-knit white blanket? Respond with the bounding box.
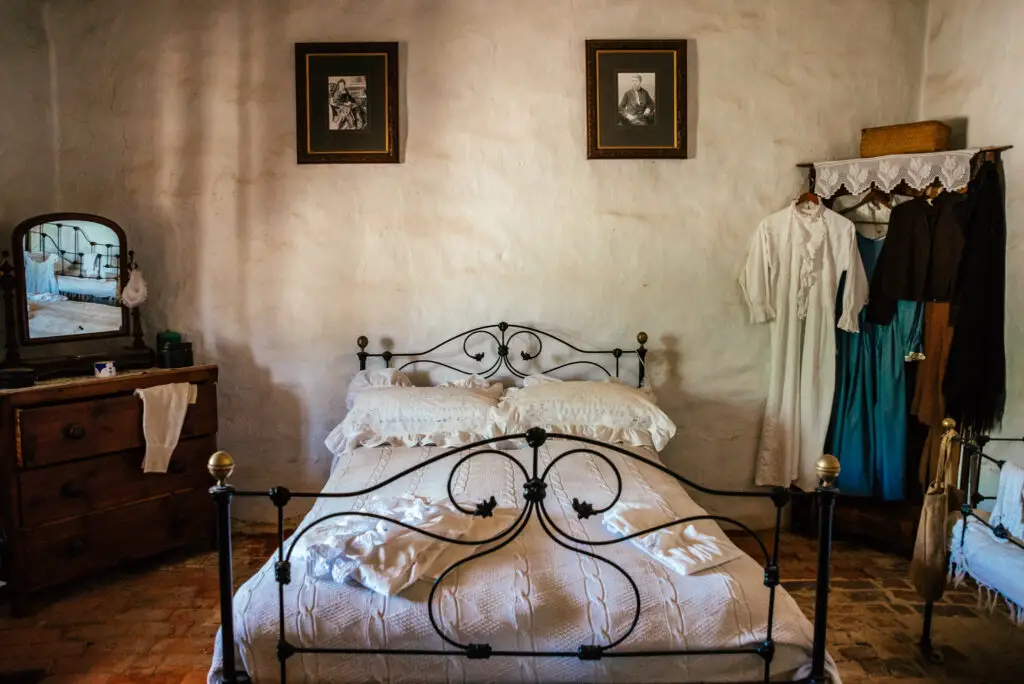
[209,442,839,683]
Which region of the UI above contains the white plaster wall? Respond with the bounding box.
[923,0,1024,494]
[39,0,928,525]
[0,0,54,228]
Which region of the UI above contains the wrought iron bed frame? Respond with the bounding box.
[208,323,842,683]
[920,420,1024,658]
[26,222,119,303]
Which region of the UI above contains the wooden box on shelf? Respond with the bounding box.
[860,120,951,158]
[0,365,219,614]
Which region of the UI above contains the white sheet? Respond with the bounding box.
[989,462,1024,543]
[951,516,1024,613]
[210,443,838,683]
[56,274,118,299]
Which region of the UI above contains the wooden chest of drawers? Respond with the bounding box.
[0,365,219,613]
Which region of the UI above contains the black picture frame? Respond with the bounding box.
[586,39,687,160]
[295,42,400,164]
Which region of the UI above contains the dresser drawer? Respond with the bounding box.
[22,488,212,590]
[16,382,217,468]
[18,433,216,527]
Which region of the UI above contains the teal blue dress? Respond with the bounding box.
[830,233,923,500]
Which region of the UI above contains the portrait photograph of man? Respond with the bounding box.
[617,72,656,126]
[587,40,686,158]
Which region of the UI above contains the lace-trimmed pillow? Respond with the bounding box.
[494,376,676,450]
[326,385,503,457]
[345,369,413,409]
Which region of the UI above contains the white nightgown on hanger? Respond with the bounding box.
[741,202,868,491]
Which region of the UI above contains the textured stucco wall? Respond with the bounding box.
[0,0,54,228]
[923,0,1024,484]
[38,0,928,525]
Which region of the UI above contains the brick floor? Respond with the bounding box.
[1,532,1021,683]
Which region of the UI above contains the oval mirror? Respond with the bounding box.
[13,213,129,343]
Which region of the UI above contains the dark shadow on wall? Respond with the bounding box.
[647,334,777,527]
[662,388,776,529]
[215,339,306,522]
[74,1,300,506]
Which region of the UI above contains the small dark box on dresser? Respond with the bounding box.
[0,364,219,615]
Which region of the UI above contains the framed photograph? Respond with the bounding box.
[295,42,399,164]
[585,40,687,160]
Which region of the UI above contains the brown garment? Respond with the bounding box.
[912,302,958,486]
[866,194,965,325]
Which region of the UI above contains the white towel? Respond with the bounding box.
[300,495,515,596]
[602,502,743,576]
[989,461,1024,543]
[135,382,198,473]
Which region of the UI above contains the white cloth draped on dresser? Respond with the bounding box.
[740,202,868,491]
[135,382,198,473]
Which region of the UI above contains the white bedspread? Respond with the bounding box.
[210,442,838,683]
[26,297,122,338]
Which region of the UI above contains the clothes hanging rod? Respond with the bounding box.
[795,145,1012,169]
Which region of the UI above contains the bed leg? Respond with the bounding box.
[210,452,251,684]
[809,455,840,683]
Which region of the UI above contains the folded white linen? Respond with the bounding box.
[603,501,743,576]
[989,461,1024,544]
[135,382,198,473]
[301,495,516,596]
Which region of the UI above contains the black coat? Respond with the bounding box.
[943,162,1006,432]
[865,193,965,325]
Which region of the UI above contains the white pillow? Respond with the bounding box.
[326,385,502,456]
[438,374,504,399]
[494,377,675,450]
[345,369,413,409]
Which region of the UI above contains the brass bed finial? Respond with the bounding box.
[357,336,368,349]
[815,454,841,487]
[637,331,648,345]
[941,417,956,432]
[208,450,235,486]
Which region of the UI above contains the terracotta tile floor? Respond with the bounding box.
[1,532,1021,683]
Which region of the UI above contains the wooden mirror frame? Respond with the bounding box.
[1,212,154,380]
[12,212,130,345]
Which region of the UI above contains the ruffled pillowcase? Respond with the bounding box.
[345,368,413,409]
[327,373,505,456]
[494,375,676,450]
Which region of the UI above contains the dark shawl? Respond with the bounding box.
[866,193,965,325]
[943,162,1006,432]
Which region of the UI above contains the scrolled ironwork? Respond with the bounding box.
[426,503,536,650]
[540,447,623,520]
[445,448,529,516]
[357,322,647,387]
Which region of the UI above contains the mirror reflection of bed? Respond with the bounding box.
[22,220,122,339]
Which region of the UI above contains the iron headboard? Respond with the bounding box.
[356,322,649,388]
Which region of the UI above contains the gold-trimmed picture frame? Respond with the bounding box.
[295,42,400,164]
[586,40,688,160]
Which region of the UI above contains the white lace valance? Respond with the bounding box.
[812,149,980,198]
